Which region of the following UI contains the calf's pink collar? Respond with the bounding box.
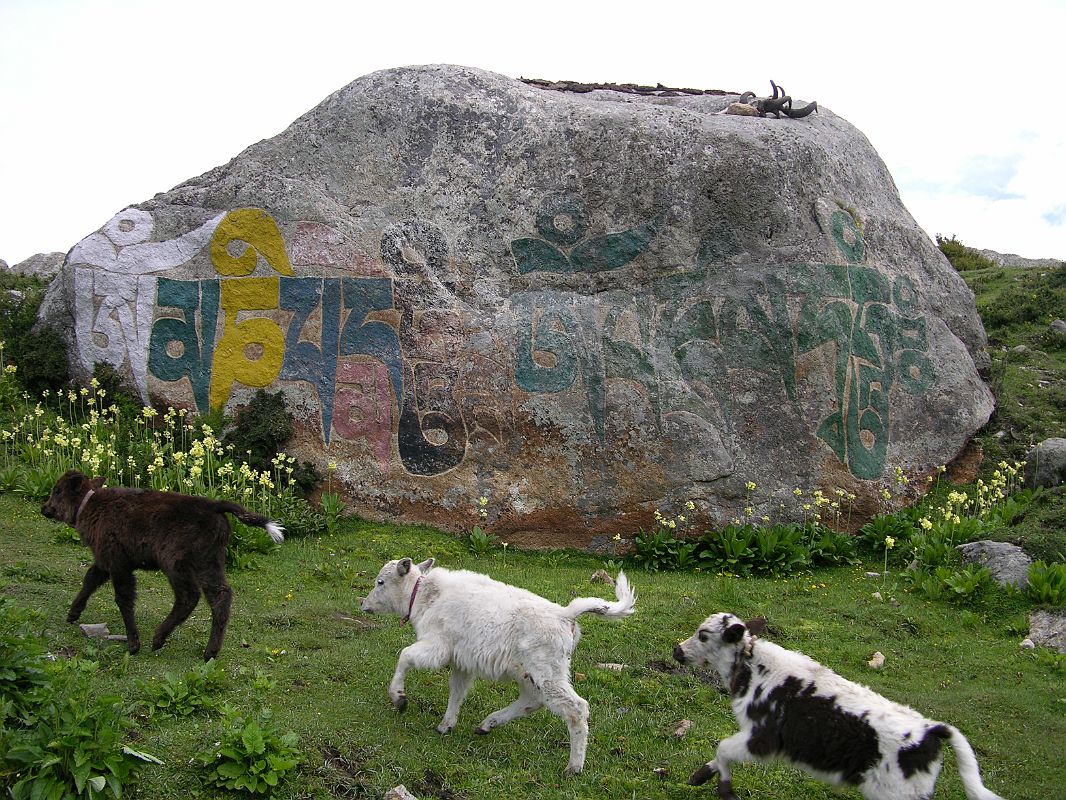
[75,489,95,525]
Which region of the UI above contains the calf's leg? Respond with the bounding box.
[689,731,752,800]
[68,564,110,622]
[201,581,233,661]
[541,678,589,776]
[151,571,201,652]
[110,569,141,654]
[388,638,449,711]
[437,668,475,733]
[475,675,544,734]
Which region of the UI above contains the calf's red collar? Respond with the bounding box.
[401,576,423,625]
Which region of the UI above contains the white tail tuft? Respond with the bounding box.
[563,570,636,619]
[266,522,285,544]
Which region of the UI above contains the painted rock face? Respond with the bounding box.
[42,65,992,546]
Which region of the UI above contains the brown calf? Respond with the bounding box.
[41,469,284,661]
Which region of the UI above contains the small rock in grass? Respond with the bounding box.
[867,651,885,669]
[673,719,692,737]
[590,569,614,585]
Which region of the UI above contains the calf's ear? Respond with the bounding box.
[416,558,436,573]
[723,622,747,643]
[397,558,412,576]
[746,617,767,635]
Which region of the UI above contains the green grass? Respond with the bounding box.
[950,258,1066,562]
[3,493,1061,799]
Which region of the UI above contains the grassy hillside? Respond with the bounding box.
[945,244,1066,561]
[2,494,1059,800]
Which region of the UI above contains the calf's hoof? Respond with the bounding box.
[391,693,407,712]
[688,764,718,786]
[473,726,490,735]
[127,640,141,655]
[716,779,739,800]
[436,723,453,734]
[66,612,81,624]
[562,763,583,777]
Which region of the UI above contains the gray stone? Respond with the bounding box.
[956,540,1032,588]
[36,65,994,547]
[0,259,7,271]
[1024,438,1066,489]
[8,252,65,280]
[384,786,418,800]
[1049,319,1066,341]
[977,249,1063,270]
[1028,610,1066,653]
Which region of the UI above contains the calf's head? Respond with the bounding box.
[41,469,103,526]
[361,557,435,615]
[674,612,766,673]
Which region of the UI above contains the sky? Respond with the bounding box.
[1,0,1063,266]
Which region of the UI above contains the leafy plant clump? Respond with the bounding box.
[1,648,158,800]
[1027,560,1066,606]
[466,525,498,556]
[630,521,856,576]
[137,659,227,719]
[196,708,300,796]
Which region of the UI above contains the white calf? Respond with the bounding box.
[673,613,1006,800]
[360,557,636,774]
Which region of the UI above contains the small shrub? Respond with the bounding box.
[857,513,916,557]
[694,524,756,576]
[9,464,64,501]
[909,530,958,570]
[936,235,998,271]
[319,491,346,536]
[3,657,154,800]
[0,599,50,725]
[1031,648,1066,676]
[11,326,69,397]
[228,520,282,570]
[197,707,300,796]
[1027,561,1066,606]
[138,660,226,719]
[750,524,809,575]
[630,526,684,572]
[466,525,497,556]
[909,570,949,601]
[222,391,320,491]
[807,528,858,566]
[268,493,325,539]
[929,563,995,603]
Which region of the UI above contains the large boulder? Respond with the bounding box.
[1024,438,1066,489]
[39,65,994,547]
[8,252,66,280]
[956,540,1032,589]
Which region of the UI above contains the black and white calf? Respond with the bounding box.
[361,557,636,775]
[673,613,1005,800]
